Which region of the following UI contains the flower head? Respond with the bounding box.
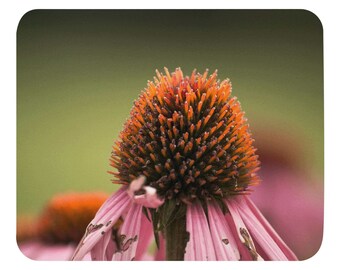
[111,68,260,204]
[72,68,297,261]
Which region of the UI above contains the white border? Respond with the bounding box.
[2,1,339,269]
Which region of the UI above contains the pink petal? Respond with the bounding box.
[224,213,254,261]
[207,201,240,260]
[134,209,154,260]
[71,187,131,260]
[238,196,298,260]
[233,197,287,260]
[185,202,216,260]
[128,177,164,208]
[127,176,146,197]
[140,253,155,260]
[133,186,164,208]
[225,199,263,261]
[91,229,117,260]
[154,233,166,261]
[112,203,143,260]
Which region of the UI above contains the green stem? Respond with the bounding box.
[165,214,188,260]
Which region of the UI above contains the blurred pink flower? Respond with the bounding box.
[19,241,90,260]
[250,126,324,260]
[17,192,109,260]
[251,165,323,260]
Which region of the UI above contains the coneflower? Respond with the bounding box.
[37,192,109,245]
[71,68,297,261]
[18,192,109,260]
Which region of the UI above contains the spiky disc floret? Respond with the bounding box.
[110,68,260,205]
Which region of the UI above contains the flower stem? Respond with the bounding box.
[165,214,188,260]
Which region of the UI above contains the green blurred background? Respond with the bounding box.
[17,10,323,257]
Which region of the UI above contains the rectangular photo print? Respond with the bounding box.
[17,9,323,261]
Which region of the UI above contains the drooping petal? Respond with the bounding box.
[128,176,164,208]
[207,201,240,260]
[112,203,143,260]
[236,196,298,260]
[134,209,154,260]
[127,176,146,197]
[185,202,216,260]
[225,198,263,261]
[91,228,117,260]
[140,253,155,260]
[133,186,164,208]
[154,233,166,261]
[224,213,254,261]
[234,199,286,260]
[71,187,131,260]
